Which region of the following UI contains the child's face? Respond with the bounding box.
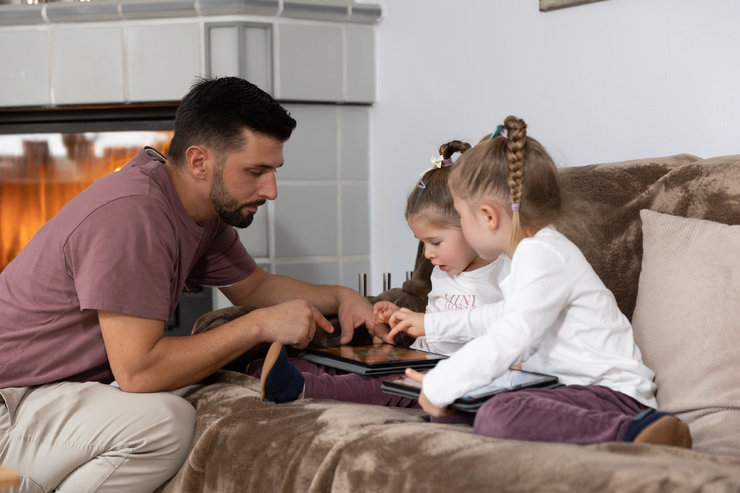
[407,216,480,276]
[450,190,508,260]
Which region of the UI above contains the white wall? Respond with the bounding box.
[368,0,740,292]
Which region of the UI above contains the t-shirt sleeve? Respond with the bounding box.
[186,220,257,288]
[64,197,178,321]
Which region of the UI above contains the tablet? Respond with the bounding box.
[301,344,447,375]
[381,369,560,412]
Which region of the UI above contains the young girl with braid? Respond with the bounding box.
[404,116,692,447]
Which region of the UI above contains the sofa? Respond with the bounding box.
[157,153,740,492]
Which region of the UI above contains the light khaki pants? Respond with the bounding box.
[0,381,196,493]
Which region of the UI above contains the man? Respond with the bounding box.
[0,77,379,492]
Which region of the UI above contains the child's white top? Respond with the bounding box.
[423,226,658,409]
[412,257,510,356]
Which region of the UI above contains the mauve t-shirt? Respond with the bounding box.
[0,147,256,388]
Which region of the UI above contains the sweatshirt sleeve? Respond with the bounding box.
[423,301,505,342]
[422,240,572,408]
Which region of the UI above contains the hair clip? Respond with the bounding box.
[417,155,452,189]
[490,124,508,139]
[511,203,520,212]
[430,155,453,169]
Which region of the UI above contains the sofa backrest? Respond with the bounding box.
[556,153,740,319]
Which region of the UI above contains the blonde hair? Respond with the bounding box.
[406,140,472,228]
[449,115,561,254]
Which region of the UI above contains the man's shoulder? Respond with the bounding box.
[78,150,169,208]
[51,150,174,240]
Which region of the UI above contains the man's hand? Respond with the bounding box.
[405,368,452,418]
[385,308,425,342]
[336,288,384,344]
[252,299,333,348]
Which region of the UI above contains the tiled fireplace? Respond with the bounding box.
[0,0,380,325]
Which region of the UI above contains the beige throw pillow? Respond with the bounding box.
[632,209,740,456]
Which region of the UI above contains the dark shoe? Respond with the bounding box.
[222,342,271,374]
[260,342,305,403]
[624,409,692,448]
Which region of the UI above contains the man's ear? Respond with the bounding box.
[184,146,210,181]
[479,202,500,231]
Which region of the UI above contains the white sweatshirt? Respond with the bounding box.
[423,226,658,409]
[412,257,510,355]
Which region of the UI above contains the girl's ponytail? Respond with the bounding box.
[449,115,561,258]
[504,116,527,254]
[405,139,472,227]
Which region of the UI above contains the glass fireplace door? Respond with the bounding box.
[0,130,172,273]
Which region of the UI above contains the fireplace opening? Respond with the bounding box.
[0,105,212,336]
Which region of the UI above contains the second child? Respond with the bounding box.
[374,140,510,356]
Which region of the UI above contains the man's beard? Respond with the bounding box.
[209,171,265,228]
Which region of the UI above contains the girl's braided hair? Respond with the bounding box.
[449,115,561,254]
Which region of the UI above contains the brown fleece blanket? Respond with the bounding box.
[158,153,740,493]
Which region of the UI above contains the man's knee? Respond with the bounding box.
[127,392,196,481]
[143,393,197,455]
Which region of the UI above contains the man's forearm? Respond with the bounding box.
[224,271,347,314]
[101,309,269,393]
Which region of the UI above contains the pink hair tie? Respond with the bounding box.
[430,155,453,169]
[511,203,520,212]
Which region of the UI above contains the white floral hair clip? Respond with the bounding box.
[417,155,453,189]
[430,155,453,169]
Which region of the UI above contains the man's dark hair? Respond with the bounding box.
[168,77,297,166]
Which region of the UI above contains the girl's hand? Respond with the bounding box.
[404,368,452,418]
[372,301,400,324]
[385,308,425,341]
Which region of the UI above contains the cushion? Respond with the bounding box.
[632,209,740,456]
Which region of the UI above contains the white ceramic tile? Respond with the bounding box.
[282,105,338,180]
[0,5,44,26]
[120,0,196,19]
[237,205,269,258]
[275,260,339,285]
[198,0,280,17]
[0,30,50,107]
[53,26,124,105]
[281,0,348,22]
[276,23,343,102]
[341,183,369,256]
[208,25,240,77]
[212,260,270,309]
[342,258,370,292]
[243,25,273,94]
[344,25,375,103]
[347,2,382,24]
[339,106,369,180]
[274,184,337,258]
[206,23,272,94]
[213,288,232,310]
[45,1,120,22]
[127,23,201,102]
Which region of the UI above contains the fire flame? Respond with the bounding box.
[0,132,171,273]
